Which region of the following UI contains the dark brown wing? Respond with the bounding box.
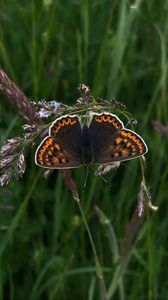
[89,112,148,163]
[50,115,82,154]
[35,115,82,169]
[89,112,123,155]
[93,129,148,163]
[35,136,82,169]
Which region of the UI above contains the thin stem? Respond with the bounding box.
[77,201,108,300]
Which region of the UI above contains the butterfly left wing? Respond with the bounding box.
[50,115,82,153]
[35,115,83,169]
[35,136,82,169]
[89,112,148,164]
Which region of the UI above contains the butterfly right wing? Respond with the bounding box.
[89,112,123,153]
[93,128,148,164]
[89,112,148,164]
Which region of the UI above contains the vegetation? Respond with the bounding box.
[0,1,168,299]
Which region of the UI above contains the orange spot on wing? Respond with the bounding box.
[59,120,64,126]
[95,116,102,123]
[122,149,128,156]
[111,119,120,128]
[52,117,77,134]
[102,116,108,122]
[120,131,145,153]
[53,157,59,164]
[61,158,66,163]
[116,137,122,144]
[59,152,65,158]
[120,131,128,137]
[38,138,53,163]
[64,118,70,125]
[70,118,77,125]
[113,152,119,158]
[108,116,113,123]
[127,142,131,147]
[55,144,61,150]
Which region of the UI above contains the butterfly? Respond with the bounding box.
[35,112,148,169]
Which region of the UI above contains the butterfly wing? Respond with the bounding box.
[50,115,82,153]
[89,112,148,163]
[35,115,82,169]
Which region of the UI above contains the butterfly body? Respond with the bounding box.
[35,112,148,169]
[81,124,93,164]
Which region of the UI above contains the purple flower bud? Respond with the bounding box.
[38,108,51,118]
[0,156,14,168]
[0,137,21,157]
[37,100,49,109]
[17,154,26,177]
[7,137,21,144]
[0,173,11,186]
[22,124,36,132]
[49,100,61,110]
[77,84,90,95]
[0,144,12,157]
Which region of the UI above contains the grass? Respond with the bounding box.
[0,1,168,299]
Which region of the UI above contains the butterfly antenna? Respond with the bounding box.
[83,165,90,191]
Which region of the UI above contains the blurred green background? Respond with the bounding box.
[0,1,168,299]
